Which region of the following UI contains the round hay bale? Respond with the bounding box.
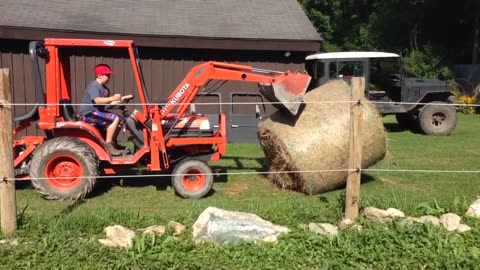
[257,80,387,195]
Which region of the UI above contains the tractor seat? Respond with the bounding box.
[59,99,107,139]
[59,99,78,121]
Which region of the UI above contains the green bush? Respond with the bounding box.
[402,45,453,80]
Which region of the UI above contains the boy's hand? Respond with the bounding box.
[121,94,134,102]
[112,94,122,101]
[110,100,122,105]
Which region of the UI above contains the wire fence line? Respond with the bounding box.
[5,94,479,182]
[5,168,480,182]
[2,100,480,107]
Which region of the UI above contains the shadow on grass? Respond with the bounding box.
[59,199,87,215]
[383,122,425,135]
[211,156,267,183]
[15,156,267,201]
[89,171,173,198]
[383,123,408,133]
[317,173,377,202]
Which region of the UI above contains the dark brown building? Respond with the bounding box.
[0,0,321,141]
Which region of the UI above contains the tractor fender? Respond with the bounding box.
[51,126,110,161]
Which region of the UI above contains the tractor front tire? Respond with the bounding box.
[172,159,213,199]
[30,137,98,200]
[418,102,457,136]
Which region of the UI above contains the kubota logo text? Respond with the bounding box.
[161,83,190,115]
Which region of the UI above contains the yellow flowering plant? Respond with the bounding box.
[457,95,478,115]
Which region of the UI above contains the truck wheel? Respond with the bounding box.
[418,102,457,136]
[30,137,98,200]
[172,159,213,199]
[395,113,415,129]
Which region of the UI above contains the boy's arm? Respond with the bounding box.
[94,94,121,104]
[86,84,121,105]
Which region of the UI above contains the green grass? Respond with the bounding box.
[1,115,480,269]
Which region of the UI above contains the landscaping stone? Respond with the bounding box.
[418,215,440,226]
[386,208,405,218]
[456,224,472,233]
[363,207,404,223]
[142,225,166,235]
[167,221,186,236]
[192,207,289,245]
[0,238,18,246]
[98,225,135,249]
[339,218,354,230]
[439,213,462,231]
[308,223,338,237]
[399,217,419,226]
[466,199,480,218]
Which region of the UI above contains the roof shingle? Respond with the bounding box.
[0,0,320,41]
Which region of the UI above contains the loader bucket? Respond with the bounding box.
[259,73,311,115]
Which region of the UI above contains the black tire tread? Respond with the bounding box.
[171,159,213,199]
[418,102,457,136]
[29,137,98,200]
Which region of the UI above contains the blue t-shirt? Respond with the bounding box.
[79,81,110,116]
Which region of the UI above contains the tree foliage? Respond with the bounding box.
[299,0,480,78]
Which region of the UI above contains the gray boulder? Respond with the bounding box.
[466,199,480,218]
[192,207,289,245]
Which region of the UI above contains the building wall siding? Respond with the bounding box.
[1,39,308,137]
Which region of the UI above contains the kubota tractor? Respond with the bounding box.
[13,38,310,200]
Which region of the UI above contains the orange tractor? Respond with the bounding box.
[13,38,310,200]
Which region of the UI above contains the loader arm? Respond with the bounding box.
[159,61,311,119]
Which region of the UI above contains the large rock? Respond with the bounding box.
[98,225,135,249]
[466,199,480,218]
[192,207,289,245]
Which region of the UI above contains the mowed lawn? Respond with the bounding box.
[1,114,480,269]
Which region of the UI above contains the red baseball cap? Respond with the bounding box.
[94,65,113,76]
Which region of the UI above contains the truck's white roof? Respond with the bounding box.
[305,52,400,60]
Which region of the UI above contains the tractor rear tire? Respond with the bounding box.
[418,102,457,136]
[30,137,98,200]
[172,159,213,199]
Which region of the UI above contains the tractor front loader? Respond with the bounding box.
[13,38,311,200]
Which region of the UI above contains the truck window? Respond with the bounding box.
[329,61,363,78]
[329,62,337,78]
[306,61,325,79]
[370,58,401,76]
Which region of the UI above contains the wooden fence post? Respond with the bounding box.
[345,77,364,220]
[0,69,16,235]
